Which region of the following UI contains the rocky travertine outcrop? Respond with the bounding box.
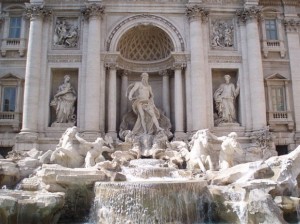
[0,189,64,224]
[207,146,300,223]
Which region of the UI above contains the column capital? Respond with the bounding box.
[283,18,300,33]
[105,62,117,70]
[186,5,209,22]
[173,62,186,70]
[236,6,261,24]
[81,3,105,20]
[25,3,52,20]
[159,70,171,77]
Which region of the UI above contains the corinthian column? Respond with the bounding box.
[81,3,104,133]
[173,63,185,136]
[160,70,170,118]
[236,6,267,130]
[120,71,128,118]
[186,5,209,131]
[21,4,51,134]
[107,63,117,137]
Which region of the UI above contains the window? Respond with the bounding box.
[265,19,278,40]
[8,17,22,38]
[265,73,294,131]
[2,87,16,112]
[271,86,285,112]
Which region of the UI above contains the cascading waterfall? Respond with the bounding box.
[89,180,212,224]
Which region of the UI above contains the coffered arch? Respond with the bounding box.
[106,14,185,53]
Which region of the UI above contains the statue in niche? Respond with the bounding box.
[53,18,79,48]
[214,74,239,126]
[50,126,84,168]
[211,20,234,48]
[127,72,164,135]
[50,75,77,124]
[187,129,215,172]
[119,72,172,158]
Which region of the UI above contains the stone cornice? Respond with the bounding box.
[236,6,262,24]
[81,3,105,20]
[283,18,300,32]
[24,3,52,20]
[186,5,209,22]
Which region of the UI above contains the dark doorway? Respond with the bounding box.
[0,147,13,158]
[276,145,288,156]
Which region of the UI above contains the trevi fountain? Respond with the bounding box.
[1,1,300,223]
[0,73,300,224]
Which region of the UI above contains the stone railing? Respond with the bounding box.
[0,38,26,57]
[268,111,294,130]
[262,39,285,58]
[0,112,21,131]
[0,112,16,120]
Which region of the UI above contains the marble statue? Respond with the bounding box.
[118,72,173,157]
[50,75,77,124]
[187,129,214,172]
[75,134,114,168]
[53,19,79,48]
[214,75,239,125]
[215,132,243,170]
[50,126,84,168]
[127,72,164,135]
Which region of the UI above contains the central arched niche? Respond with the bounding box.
[115,25,176,73]
[113,25,177,132]
[117,25,174,62]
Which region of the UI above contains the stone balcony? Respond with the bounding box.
[0,112,22,131]
[262,39,286,58]
[0,38,26,57]
[268,111,294,131]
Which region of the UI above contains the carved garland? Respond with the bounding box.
[106,14,185,51]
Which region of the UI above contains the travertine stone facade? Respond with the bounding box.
[0,0,299,153]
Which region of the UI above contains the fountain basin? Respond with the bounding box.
[92,180,211,224]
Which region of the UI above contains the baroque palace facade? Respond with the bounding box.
[0,0,299,154]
